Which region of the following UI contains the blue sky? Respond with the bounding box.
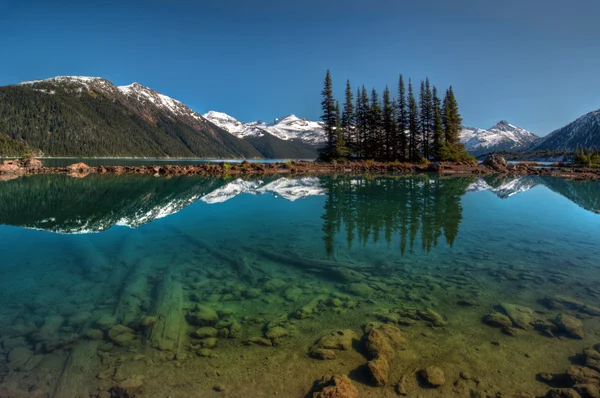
[1,0,598,136]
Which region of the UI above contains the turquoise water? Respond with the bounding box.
[0,174,599,397]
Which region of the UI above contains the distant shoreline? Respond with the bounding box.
[1,159,599,181]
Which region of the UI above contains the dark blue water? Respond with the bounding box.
[0,174,599,397]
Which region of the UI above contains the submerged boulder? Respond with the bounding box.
[483,312,512,329]
[554,313,584,339]
[419,366,446,387]
[312,375,359,398]
[499,303,534,329]
[309,330,359,360]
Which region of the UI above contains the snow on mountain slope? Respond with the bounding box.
[203,111,265,138]
[204,111,326,145]
[531,109,600,151]
[118,82,205,122]
[200,177,325,204]
[460,121,539,155]
[467,177,538,198]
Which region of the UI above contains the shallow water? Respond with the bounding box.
[0,174,599,397]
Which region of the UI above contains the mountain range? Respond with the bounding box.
[0,75,597,158]
[0,76,317,159]
[459,121,539,156]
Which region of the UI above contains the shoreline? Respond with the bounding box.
[1,159,599,180]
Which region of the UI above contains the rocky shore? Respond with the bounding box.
[1,155,599,180]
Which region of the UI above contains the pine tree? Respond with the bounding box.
[396,75,408,161]
[341,80,355,155]
[355,86,370,159]
[319,70,336,160]
[443,86,462,145]
[382,86,395,160]
[432,86,445,160]
[424,78,433,159]
[368,88,382,159]
[333,100,350,158]
[407,80,420,161]
[441,86,471,161]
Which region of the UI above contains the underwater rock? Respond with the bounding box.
[7,347,33,369]
[544,389,582,398]
[532,319,557,337]
[283,287,304,302]
[365,327,393,360]
[107,325,135,346]
[395,374,409,395]
[85,329,104,340]
[368,357,390,386]
[95,314,117,330]
[187,305,219,326]
[499,303,534,329]
[346,283,374,297]
[310,348,337,360]
[68,312,92,326]
[312,375,359,398]
[417,308,447,326]
[483,312,513,329]
[566,365,600,384]
[22,354,44,372]
[228,321,242,339]
[243,288,262,299]
[116,376,144,395]
[328,298,344,308]
[112,333,135,347]
[199,337,218,349]
[542,295,585,311]
[108,325,134,341]
[419,366,446,387]
[139,316,157,327]
[313,330,359,352]
[197,348,218,358]
[31,315,64,342]
[192,327,218,339]
[245,337,272,347]
[582,305,600,317]
[554,313,584,339]
[363,323,404,385]
[295,296,326,319]
[573,384,600,398]
[266,326,289,342]
[1,336,28,350]
[263,278,287,292]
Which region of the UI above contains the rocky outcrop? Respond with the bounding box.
[482,154,508,172]
[0,157,42,174]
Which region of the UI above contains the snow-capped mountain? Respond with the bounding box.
[460,121,539,155]
[467,176,538,198]
[204,111,326,145]
[531,109,600,151]
[200,177,326,204]
[203,111,266,138]
[9,76,315,158]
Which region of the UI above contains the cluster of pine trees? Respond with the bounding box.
[319,70,473,162]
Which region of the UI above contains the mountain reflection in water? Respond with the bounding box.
[0,173,600,397]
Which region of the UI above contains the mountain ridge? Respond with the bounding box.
[0,76,318,159]
[460,121,539,156]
